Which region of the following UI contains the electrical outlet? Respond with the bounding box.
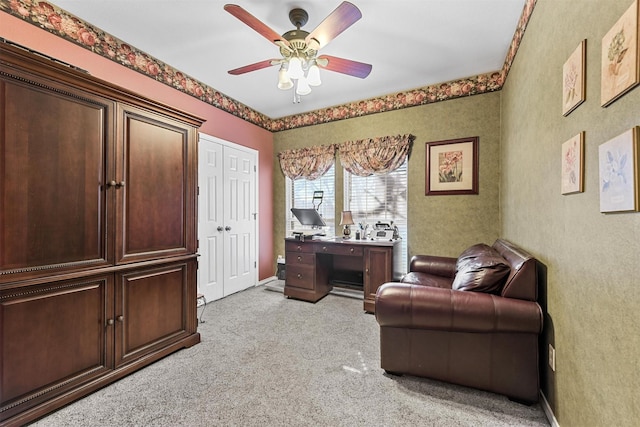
[548,344,556,372]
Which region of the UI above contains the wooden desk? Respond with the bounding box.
[284,237,401,313]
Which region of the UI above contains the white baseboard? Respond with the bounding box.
[540,391,559,427]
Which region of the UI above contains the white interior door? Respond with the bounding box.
[222,145,256,295]
[198,137,224,302]
[198,134,257,302]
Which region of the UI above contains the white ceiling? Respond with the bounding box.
[49,0,526,119]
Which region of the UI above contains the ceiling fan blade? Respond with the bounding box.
[228,59,280,75]
[305,1,362,49]
[224,4,290,47]
[317,55,372,79]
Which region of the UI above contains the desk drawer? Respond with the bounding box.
[286,265,315,290]
[286,251,315,265]
[285,241,316,253]
[316,243,363,257]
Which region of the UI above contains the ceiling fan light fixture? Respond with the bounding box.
[307,63,321,87]
[288,56,304,79]
[296,77,312,95]
[277,66,293,90]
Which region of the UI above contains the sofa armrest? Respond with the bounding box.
[408,255,457,278]
[375,283,542,334]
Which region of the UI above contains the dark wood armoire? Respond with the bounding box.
[0,42,204,426]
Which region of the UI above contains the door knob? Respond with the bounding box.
[217,226,223,232]
[225,226,231,231]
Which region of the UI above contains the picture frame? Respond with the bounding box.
[425,136,479,196]
[601,0,640,107]
[561,132,585,195]
[598,127,639,212]
[563,40,586,116]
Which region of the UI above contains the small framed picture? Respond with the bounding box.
[561,132,585,194]
[601,0,640,106]
[598,127,639,212]
[425,137,479,196]
[563,40,586,116]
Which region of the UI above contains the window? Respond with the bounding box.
[344,161,408,273]
[285,164,336,236]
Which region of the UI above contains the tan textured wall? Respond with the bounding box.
[273,92,501,270]
[501,0,640,425]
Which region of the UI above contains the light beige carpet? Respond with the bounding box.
[32,284,549,426]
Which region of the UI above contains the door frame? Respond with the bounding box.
[197,133,259,299]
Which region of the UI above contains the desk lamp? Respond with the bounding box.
[340,211,354,238]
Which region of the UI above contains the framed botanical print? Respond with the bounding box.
[425,137,479,196]
[561,132,585,194]
[601,0,640,106]
[598,127,639,212]
[563,40,586,116]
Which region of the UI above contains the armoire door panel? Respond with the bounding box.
[116,106,196,264]
[115,261,194,367]
[0,275,112,412]
[0,78,113,282]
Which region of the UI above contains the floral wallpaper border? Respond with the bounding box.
[0,0,536,132]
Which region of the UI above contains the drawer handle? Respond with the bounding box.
[322,246,327,252]
[350,248,354,253]
[297,255,302,261]
[297,273,303,279]
[297,246,302,251]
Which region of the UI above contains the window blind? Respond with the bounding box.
[286,164,336,236]
[344,160,408,273]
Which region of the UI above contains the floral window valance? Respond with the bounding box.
[339,134,414,177]
[278,144,336,180]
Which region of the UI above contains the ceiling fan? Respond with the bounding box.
[224,2,372,102]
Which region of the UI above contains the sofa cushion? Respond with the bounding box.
[451,244,510,293]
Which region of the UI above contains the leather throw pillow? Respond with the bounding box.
[452,243,510,293]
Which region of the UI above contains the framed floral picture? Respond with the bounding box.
[563,40,586,116]
[598,127,639,212]
[561,132,585,194]
[601,0,640,107]
[425,137,479,196]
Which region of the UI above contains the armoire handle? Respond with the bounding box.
[107,180,125,188]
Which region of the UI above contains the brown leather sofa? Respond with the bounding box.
[375,239,542,403]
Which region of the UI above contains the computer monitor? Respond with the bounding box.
[291,208,326,228]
